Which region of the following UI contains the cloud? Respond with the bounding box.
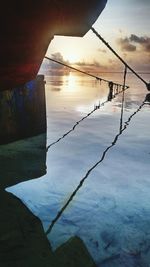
[130,34,146,44]
[39,52,71,75]
[41,53,108,74]
[48,54,103,71]
[51,52,66,63]
[117,37,136,52]
[97,48,107,53]
[74,60,108,72]
[43,52,70,70]
[76,60,101,68]
[129,34,150,52]
[117,34,150,53]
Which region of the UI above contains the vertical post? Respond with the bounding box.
[120,66,127,132]
[107,81,114,101]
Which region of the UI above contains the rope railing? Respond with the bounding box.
[91,27,149,90]
[44,56,129,89]
[46,55,130,151]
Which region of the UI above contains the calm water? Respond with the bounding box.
[6,72,150,266]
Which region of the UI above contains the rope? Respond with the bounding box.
[91,27,148,87]
[44,56,129,89]
[46,85,128,151]
[46,99,145,235]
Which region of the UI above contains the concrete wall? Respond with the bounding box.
[0,75,46,144]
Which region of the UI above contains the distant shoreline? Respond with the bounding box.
[75,71,150,76]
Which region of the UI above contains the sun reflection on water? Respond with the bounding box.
[67,72,77,88]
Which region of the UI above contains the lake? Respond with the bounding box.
[6,71,150,266]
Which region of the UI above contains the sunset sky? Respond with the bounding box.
[46,0,150,72]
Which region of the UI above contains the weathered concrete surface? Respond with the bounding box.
[0,190,54,267]
[0,75,46,144]
[0,190,97,267]
[0,134,46,189]
[54,236,97,267]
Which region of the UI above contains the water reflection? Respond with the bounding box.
[66,72,77,88]
[46,85,127,151]
[46,97,145,235]
[5,73,150,267]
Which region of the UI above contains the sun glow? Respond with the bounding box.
[50,37,85,64]
[64,53,80,64]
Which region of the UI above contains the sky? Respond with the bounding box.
[45,0,150,72]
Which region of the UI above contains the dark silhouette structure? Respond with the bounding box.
[0,0,107,90]
[0,0,107,143]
